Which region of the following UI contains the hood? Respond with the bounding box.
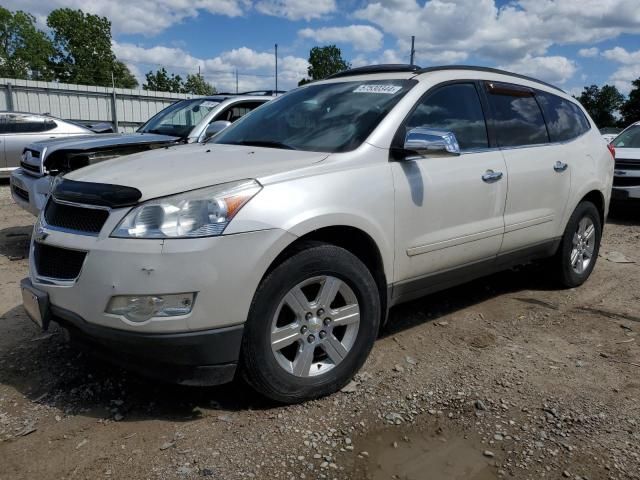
[31,132,180,158]
[615,148,640,161]
[66,143,330,201]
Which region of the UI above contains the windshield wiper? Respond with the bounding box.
[230,140,297,150]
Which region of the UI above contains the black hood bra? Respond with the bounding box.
[52,178,142,208]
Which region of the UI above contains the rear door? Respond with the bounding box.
[392,82,507,287]
[484,82,571,253]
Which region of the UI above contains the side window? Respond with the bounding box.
[217,102,265,123]
[536,91,591,142]
[0,115,9,134]
[11,115,57,133]
[404,83,488,150]
[486,83,549,147]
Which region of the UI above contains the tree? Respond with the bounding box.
[620,79,640,126]
[299,45,349,84]
[0,7,55,80]
[183,73,216,95]
[575,84,625,128]
[143,68,184,93]
[47,8,137,88]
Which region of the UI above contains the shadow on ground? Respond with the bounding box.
[0,259,561,422]
[0,225,32,260]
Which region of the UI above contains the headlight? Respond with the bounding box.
[111,180,261,239]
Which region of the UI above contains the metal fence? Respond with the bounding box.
[0,78,200,133]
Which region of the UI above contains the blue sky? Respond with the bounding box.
[8,1,640,94]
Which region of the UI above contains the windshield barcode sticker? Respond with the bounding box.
[353,85,402,94]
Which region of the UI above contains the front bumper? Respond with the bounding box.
[23,278,243,385]
[10,168,51,216]
[612,186,640,200]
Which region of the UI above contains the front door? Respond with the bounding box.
[392,82,507,292]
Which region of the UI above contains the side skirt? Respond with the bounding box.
[389,238,561,307]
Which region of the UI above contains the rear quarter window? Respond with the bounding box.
[536,91,591,142]
[485,82,549,147]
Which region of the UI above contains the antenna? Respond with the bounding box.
[410,36,416,66]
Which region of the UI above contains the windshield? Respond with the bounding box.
[613,125,640,148]
[212,79,416,152]
[138,98,221,138]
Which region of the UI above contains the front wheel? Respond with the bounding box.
[240,243,381,404]
[555,201,602,288]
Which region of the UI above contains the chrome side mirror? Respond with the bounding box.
[403,127,460,156]
[204,120,232,140]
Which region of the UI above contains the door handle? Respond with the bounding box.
[554,161,568,172]
[482,170,503,183]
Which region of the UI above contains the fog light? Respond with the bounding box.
[106,293,195,322]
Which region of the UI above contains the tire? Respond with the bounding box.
[555,201,602,288]
[240,243,381,404]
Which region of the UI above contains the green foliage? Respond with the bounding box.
[0,7,55,80]
[620,79,640,126]
[143,69,216,95]
[299,45,350,84]
[47,8,137,88]
[143,67,183,93]
[183,73,216,95]
[575,84,625,128]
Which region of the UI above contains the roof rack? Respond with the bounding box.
[415,65,565,93]
[327,64,422,79]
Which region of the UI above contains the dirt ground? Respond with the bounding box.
[0,181,639,480]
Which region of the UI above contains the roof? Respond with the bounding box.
[325,64,564,93]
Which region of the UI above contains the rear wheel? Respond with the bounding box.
[240,243,380,404]
[555,201,602,288]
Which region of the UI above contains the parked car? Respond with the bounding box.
[21,65,613,403]
[10,95,270,215]
[600,127,622,144]
[610,121,640,202]
[0,112,96,178]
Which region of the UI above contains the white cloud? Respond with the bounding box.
[609,65,640,94]
[113,42,308,91]
[578,47,599,58]
[354,0,640,75]
[602,46,640,64]
[601,47,640,93]
[298,25,383,52]
[2,0,248,35]
[499,55,577,85]
[255,0,335,21]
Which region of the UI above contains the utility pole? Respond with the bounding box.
[275,43,278,93]
[410,36,415,66]
[110,71,119,133]
[235,69,239,94]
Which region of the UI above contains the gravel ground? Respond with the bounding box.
[0,181,639,480]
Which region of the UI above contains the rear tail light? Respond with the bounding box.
[607,143,615,160]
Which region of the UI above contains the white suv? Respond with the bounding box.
[21,65,614,403]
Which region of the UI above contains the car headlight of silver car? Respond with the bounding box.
[111,180,261,239]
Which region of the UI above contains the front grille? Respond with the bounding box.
[615,159,640,171]
[20,160,41,175]
[11,184,29,202]
[613,176,640,187]
[44,199,110,234]
[33,243,87,280]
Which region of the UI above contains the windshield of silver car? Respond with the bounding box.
[613,125,640,149]
[138,98,221,138]
[212,79,417,152]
